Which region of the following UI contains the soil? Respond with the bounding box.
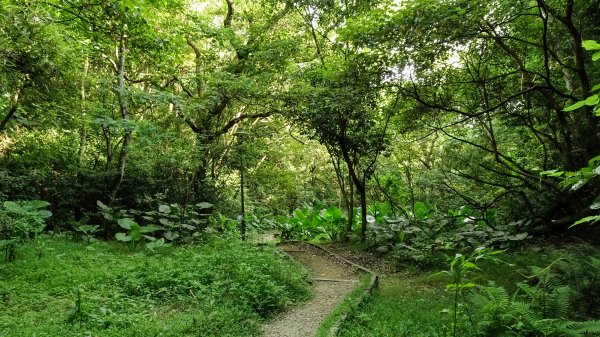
[324,243,397,274]
[262,243,360,337]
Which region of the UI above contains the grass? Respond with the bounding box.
[336,243,600,337]
[0,236,311,337]
[337,272,451,337]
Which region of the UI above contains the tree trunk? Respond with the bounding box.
[344,171,354,242]
[108,33,132,204]
[339,140,368,242]
[357,181,367,243]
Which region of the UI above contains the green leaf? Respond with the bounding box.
[196,202,213,209]
[158,205,171,213]
[592,84,600,93]
[507,233,528,241]
[582,40,600,51]
[585,95,599,106]
[146,238,165,249]
[115,232,132,242]
[564,100,587,111]
[3,201,23,213]
[564,95,599,111]
[593,52,600,62]
[24,200,50,209]
[588,155,600,168]
[117,218,136,230]
[463,262,480,270]
[129,225,142,241]
[591,195,600,210]
[540,169,564,177]
[324,206,343,220]
[164,231,179,241]
[571,215,600,227]
[97,200,110,211]
[414,201,429,220]
[159,218,172,226]
[141,225,160,233]
[36,210,53,219]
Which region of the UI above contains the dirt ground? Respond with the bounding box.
[262,243,360,337]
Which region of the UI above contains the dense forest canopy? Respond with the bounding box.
[2,0,600,244]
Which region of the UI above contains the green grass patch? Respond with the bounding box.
[337,272,451,337]
[0,236,311,337]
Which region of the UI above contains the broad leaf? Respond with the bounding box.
[582,40,600,51]
[196,202,213,209]
[158,205,171,213]
[3,201,23,213]
[564,100,587,112]
[24,200,51,209]
[141,225,160,233]
[571,216,600,227]
[146,238,165,249]
[117,218,136,230]
[97,200,110,211]
[115,232,132,242]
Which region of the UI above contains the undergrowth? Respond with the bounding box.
[0,236,311,337]
[338,243,600,337]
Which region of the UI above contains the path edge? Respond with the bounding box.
[279,241,379,337]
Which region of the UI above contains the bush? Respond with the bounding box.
[0,200,51,261]
[115,240,311,317]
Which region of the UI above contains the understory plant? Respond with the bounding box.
[0,200,52,261]
[279,204,347,241]
[439,245,600,337]
[96,198,214,248]
[440,246,506,337]
[367,201,528,268]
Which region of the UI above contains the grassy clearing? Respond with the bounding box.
[0,237,311,337]
[337,272,451,337]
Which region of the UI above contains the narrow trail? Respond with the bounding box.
[263,243,360,337]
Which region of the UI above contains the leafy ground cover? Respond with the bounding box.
[0,237,311,337]
[337,243,600,337]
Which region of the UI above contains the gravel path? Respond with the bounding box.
[263,243,360,337]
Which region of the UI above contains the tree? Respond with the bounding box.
[171,0,300,201]
[339,0,600,232]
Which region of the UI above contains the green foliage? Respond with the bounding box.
[115,218,161,251]
[0,237,311,336]
[440,247,507,337]
[366,202,527,268]
[97,197,217,247]
[0,200,51,261]
[279,204,347,242]
[564,40,600,115]
[464,247,600,337]
[71,216,100,243]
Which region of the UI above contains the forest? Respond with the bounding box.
[1,0,600,336]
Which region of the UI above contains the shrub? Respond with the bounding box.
[0,200,51,261]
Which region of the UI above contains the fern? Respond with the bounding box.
[568,320,600,335]
[549,286,573,319]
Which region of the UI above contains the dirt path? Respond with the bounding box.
[263,243,360,337]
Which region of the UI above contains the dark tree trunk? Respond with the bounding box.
[357,181,367,243]
[108,33,132,204]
